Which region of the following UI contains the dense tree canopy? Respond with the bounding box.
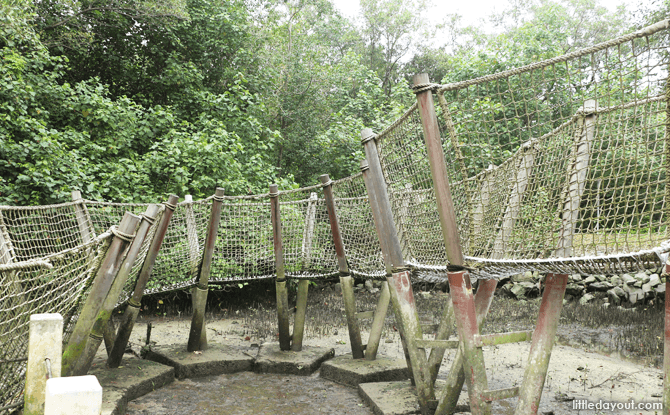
[0,0,661,204]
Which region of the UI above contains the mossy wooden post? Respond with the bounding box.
[361,128,434,414]
[360,159,411,368]
[108,195,179,368]
[62,212,140,377]
[292,193,317,351]
[320,174,364,359]
[70,205,160,376]
[515,273,568,415]
[664,262,670,414]
[71,191,94,243]
[414,73,489,415]
[270,184,291,351]
[188,188,225,352]
[365,280,390,360]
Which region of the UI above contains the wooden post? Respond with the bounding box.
[270,184,291,351]
[24,314,63,415]
[361,128,434,413]
[472,167,494,247]
[413,73,464,266]
[491,148,535,259]
[414,73,487,414]
[320,174,365,359]
[515,274,568,415]
[291,280,309,351]
[71,191,94,243]
[107,195,179,368]
[62,212,140,377]
[365,281,391,360]
[70,205,160,376]
[664,262,670,414]
[555,99,597,257]
[436,279,497,415]
[188,188,225,352]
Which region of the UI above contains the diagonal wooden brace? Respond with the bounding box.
[436,278,497,415]
[515,273,568,415]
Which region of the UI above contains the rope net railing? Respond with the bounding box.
[376,19,670,278]
[2,20,670,412]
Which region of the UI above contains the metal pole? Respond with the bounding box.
[361,129,434,414]
[320,174,365,358]
[108,195,179,368]
[188,187,225,352]
[62,212,140,376]
[270,184,291,351]
[515,273,568,415]
[71,205,160,376]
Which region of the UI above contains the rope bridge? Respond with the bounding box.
[1,19,670,414]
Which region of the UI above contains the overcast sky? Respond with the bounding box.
[332,0,655,28]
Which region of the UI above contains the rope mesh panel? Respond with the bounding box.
[0,232,112,414]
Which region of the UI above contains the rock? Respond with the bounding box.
[594,275,607,282]
[583,276,597,284]
[656,284,666,294]
[365,280,375,292]
[612,286,626,298]
[634,272,650,285]
[369,288,380,294]
[610,275,622,286]
[628,288,645,305]
[648,274,661,287]
[621,274,636,285]
[333,283,342,293]
[589,281,613,292]
[607,289,621,306]
[569,274,583,282]
[510,283,530,299]
[512,271,535,282]
[602,302,610,308]
[566,283,584,297]
[579,293,595,305]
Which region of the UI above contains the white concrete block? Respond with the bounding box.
[25,313,63,415]
[45,375,102,415]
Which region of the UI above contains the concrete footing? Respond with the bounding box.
[320,354,410,387]
[254,342,334,375]
[358,380,468,415]
[143,343,254,379]
[88,356,174,415]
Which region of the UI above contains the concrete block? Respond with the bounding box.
[143,343,254,379]
[45,375,102,415]
[254,342,334,375]
[320,354,410,387]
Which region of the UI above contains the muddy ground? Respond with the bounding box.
[115,281,664,414]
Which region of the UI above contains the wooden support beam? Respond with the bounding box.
[365,281,391,360]
[483,387,520,402]
[108,195,179,368]
[72,205,160,375]
[321,174,365,359]
[62,212,140,376]
[515,273,568,415]
[291,279,309,351]
[71,190,94,243]
[270,184,291,351]
[188,188,225,352]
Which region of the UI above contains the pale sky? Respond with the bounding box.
[332,0,655,28]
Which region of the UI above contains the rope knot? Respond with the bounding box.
[163,201,177,211]
[411,82,440,94]
[111,226,136,243]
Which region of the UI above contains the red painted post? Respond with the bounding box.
[321,174,365,359]
[446,271,491,415]
[188,188,225,352]
[437,278,497,414]
[662,263,669,414]
[270,184,291,351]
[108,195,178,368]
[515,273,568,415]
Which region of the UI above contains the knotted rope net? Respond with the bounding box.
[377,19,670,278]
